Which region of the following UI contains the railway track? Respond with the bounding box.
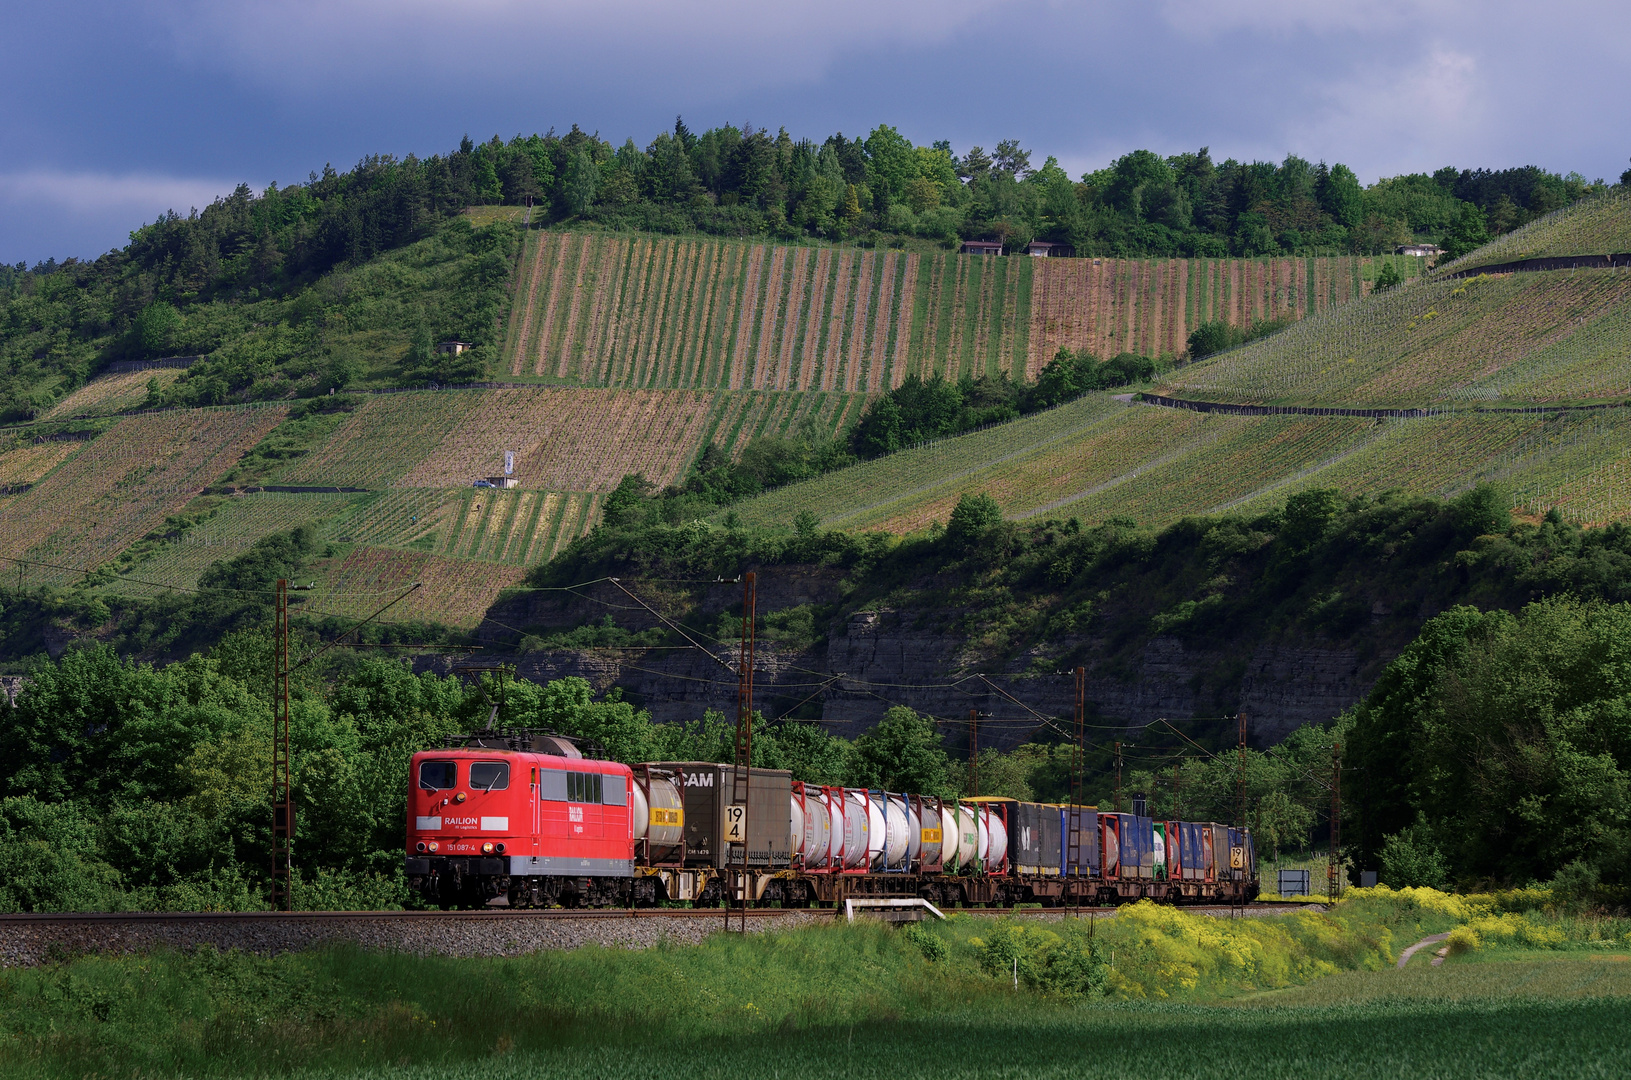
[0,901,1318,924]
[0,902,1322,967]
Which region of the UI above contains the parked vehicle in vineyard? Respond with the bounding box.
[404,734,1258,909]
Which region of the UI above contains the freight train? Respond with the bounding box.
[403,734,1259,909]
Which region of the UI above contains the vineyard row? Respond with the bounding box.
[503,232,1415,390]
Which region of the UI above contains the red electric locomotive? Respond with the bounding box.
[404,735,637,908]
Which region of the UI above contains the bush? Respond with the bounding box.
[972,919,1107,997]
[946,492,1002,550]
[1380,816,1449,889]
[903,922,948,962]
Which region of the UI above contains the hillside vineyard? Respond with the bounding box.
[503,232,1410,386]
[7,193,1631,634]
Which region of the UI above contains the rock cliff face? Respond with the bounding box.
[430,568,1382,748]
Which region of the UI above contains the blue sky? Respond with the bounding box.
[3,0,1627,264]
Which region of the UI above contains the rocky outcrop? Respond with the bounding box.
[432,577,1385,748]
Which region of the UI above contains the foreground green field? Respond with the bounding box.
[2,889,1626,1080]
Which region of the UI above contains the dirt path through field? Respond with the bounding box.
[1396,933,1451,968]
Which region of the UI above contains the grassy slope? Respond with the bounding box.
[1442,188,1631,271]
[1,891,1626,1080]
[730,400,1631,532]
[1156,268,1631,407]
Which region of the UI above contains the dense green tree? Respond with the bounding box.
[1315,163,1364,228]
[560,150,599,216]
[1442,202,1492,260]
[1345,596,1631,886]
[850,707,957,797]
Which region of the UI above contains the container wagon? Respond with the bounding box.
[404,737,1258,909]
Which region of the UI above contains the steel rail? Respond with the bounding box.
[0,901,1315,925]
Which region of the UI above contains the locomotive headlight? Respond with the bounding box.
[455,792,467,803]
[495,842,506,854]
[428,841,439,853]
[481,842,495,854]
[415,842,427,853]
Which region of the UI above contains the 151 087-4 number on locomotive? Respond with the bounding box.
[404,734,1259,909]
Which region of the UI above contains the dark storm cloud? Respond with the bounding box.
[2,0,1626,262]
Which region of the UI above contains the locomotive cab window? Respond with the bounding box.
[566,771,603,803]
[469,761,510,791]
[418,760,457,790]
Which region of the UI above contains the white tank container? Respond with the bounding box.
[802,791,832,866]
[843,790,870,868]
[903,799,922,863]
[882,797,909,866]
[790,794,805,856]
[918,800,941,865]
[986,809,1008,867]
[939,803,960,868]
[827,792,844,867]
[977,812,990,863]
[955,805,979,868]
[633,775,683,847]
[865,795,886,866]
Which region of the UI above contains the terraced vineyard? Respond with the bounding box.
[503,232,1411,388]
[727,394,1130,530]
[1441,189,1631,272]
[39,369,182,420]
[0,440,80,487]
[326,487,602,565]
[274,393,484,487]
[731,397,1631,533]
[3,406,287,586]
[110,492,359,597]
[401,387,714,490]
[264,386,867,494]
[1156,269,1631,407]
[305,545,529,626]
[10,201,1627,627]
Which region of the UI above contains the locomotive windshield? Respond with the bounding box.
[418,760,457,790]
[470,761,510,791]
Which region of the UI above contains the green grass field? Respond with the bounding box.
[2,889,1626,1080]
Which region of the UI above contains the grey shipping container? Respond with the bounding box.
[649,762,793,869]
[1063,806,1099,876]
[1011,803,1063,875]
